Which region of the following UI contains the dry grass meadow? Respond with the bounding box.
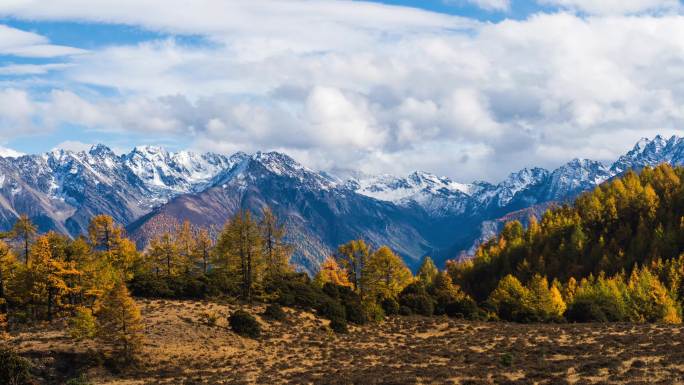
[6,298,684,384]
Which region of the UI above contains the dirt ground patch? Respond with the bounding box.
[6,299,684,384]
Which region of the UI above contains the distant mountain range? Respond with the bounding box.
[0,135,680,273]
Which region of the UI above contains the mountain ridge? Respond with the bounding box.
[0,135,679,272]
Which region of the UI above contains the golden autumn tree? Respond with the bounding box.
[336,240,370,294]
[194,227,214,274]
[147,233,180,277]
[28,235,79,320]
[362,246,412,300]
[176,221,197,274]
[260,207,293,280]
[12,214,36,265]
[0,240,16,333]
[417,256,439,286]
[214,210,264,301]
[97,281,145,362]
[88,215,138,277]
[314,257,352,288]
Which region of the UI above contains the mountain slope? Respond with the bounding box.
[129,153,443,272]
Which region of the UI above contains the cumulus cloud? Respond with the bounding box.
[1,2,684,181]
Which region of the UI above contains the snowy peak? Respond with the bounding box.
[122,146,236,195]
[545,158,611,201]
[212,151,338,191]
[350,171,474,203]
[611,135,684,173]
[0,146,25,159]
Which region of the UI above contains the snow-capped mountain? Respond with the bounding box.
[611,134,684,174]
[347,172,476,216]
[0,135,681,272]
[0,145,240,235]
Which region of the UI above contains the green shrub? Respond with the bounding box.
[229,310,261,338]
[66,374,93,385]
[500,352,514,367]
[399,283,434,316]
[322,282,340,299]
[381,297,400,316]
[269,274,328,310]
[362,300,385,322]
[399,305,413,316]
[263,304,287,321]
[329,317,348,334]
[0,348,31,385]
[445,297,480,320]
[565,298,609,323]
[317,298,346,321]
[343,300,368,325]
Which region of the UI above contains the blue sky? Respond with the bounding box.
[0,0,683,181]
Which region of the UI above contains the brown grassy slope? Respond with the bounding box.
[7,299,684,384]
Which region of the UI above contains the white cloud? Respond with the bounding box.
[538,0,681,15]
[2,3,684,181]
[445,0,511,12]
[0,63,71,76]
[52,140,92,153]
[0,24,85,57]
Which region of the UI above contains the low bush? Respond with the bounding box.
[318,298,346,321]
[381,298,400,316]
[202,311,220,326]
[399,283,434,316]
[565,298,609,323]
[0,348,31,385]
[445,297,481,320]
[399,305,413,316]
[66,374,93,385]
[362,300,385,322]
[263,304,287,321]
[329,317,348,334]
[229,310,261,338]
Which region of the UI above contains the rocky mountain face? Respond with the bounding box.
[0,135,679,273]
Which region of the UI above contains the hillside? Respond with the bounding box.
[450,163,684,302]
[8,298,684,385]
